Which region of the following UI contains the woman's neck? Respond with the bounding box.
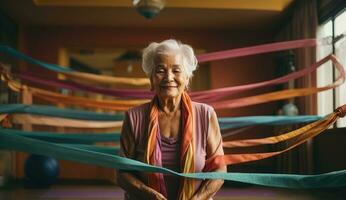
[157,95,182,115]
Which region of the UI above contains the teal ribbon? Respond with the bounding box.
[0,45,73,72]
[219,115,323,129]
[0,104,124,121]
[2,128,120,144]
[62,144,119,155]
[1,104,322,129]
[0,129,345,188]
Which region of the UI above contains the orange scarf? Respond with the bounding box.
[145,92,195,199]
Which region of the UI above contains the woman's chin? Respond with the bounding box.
[158,91,181,99]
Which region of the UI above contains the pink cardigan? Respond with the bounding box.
[120,101,216,200]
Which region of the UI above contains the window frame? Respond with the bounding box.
[317,8,346,127]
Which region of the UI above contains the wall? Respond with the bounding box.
[21,26,279,114]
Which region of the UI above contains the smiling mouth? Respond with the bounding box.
[160,86,178,91]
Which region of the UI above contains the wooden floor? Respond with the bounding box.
[1,182,346,200]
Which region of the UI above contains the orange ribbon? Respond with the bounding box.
[219,105,346,165]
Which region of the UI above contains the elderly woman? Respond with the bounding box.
[117,39,226,200]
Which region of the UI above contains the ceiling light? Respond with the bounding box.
[133,0,165,19]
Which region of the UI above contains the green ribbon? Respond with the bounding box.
[0,104,124,121]
[61,144,119,155]
[0,45,73,72]
[1,104,322,129]
[3,128,120,144]
[1,129,345,189]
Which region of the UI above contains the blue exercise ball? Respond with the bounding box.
[24,154,59,187]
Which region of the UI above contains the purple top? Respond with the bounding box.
[120,101,215,200]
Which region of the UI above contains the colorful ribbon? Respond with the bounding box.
[211,55,344,109]
[196,38,330,63]
[2,128,120,144]
[0,104,124,121]
[1,54,344,111]
[0,104,322,130]
[61,71,150,86]
[0,114,7,122]
[11,114,123,128]
[1,73,149,111]
[0,45,150,86]
[221,105,345,165]
[2,53,340,103]
[0,105,345,188]
[1,127,346,188]
[0,37,335,100]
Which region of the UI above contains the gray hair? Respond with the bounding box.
[142,39,198,78]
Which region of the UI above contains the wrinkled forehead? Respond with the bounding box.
[153,51,183,67]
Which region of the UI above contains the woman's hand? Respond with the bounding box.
[147,187,167,200]
[117,171,167,200]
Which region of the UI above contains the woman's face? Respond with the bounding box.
[151,52,189,99]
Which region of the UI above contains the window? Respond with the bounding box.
[317,9,346,127]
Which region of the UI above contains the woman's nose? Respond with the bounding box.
[165,71,174,81]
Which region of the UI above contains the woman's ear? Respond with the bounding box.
[185,78,190,91]
[150,77,154,91]
[185,84,190,91]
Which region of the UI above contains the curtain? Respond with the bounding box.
[275,0,318,174]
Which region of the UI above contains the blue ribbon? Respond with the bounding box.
[0,104,322,129]
[0,45,73,72]
[0,130,345,188]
